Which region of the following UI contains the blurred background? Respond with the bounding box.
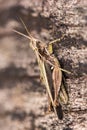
[0,0,51,130]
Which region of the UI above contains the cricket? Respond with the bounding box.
[13,19,70,119]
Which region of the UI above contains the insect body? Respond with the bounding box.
[29,38,68,117]
[13,20,69,118]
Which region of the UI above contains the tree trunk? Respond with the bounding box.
[42,0,87,129]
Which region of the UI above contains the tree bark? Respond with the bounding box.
[0,0,86,130]
[42,0,87,129]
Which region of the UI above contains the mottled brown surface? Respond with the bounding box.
[0,0,87,130]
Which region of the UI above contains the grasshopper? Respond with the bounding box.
[13,19,70,118]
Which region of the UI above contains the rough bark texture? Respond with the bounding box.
[0,0,87,130]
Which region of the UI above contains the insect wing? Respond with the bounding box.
[52,64,62,106]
